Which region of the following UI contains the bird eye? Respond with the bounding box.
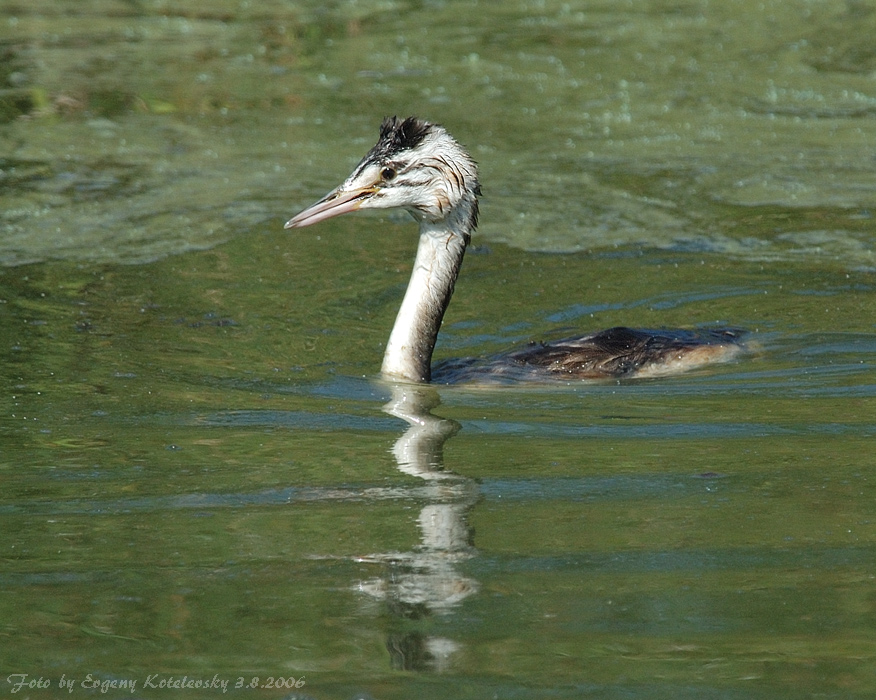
[380,166,397,182]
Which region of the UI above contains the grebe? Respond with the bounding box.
[285,116,743,383]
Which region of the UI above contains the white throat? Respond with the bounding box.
[380,218,468,383]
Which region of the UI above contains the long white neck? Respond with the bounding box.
[381,216,470,383]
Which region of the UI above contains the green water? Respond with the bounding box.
[2,1,876,698]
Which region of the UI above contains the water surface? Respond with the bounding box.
[1,1,875,698]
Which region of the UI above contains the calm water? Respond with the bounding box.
[2,1,875,698]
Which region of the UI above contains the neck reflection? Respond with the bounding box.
[356,383,479,672]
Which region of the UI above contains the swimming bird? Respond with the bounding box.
[285,116,743,383]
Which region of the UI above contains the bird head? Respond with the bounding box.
[285,116,480,231]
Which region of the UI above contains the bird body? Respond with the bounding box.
[285,116,743,384]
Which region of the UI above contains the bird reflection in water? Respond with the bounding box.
[354,385,479,672]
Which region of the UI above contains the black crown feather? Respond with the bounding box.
[367,116,434,162]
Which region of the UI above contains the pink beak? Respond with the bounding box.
[284,185,376,229]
